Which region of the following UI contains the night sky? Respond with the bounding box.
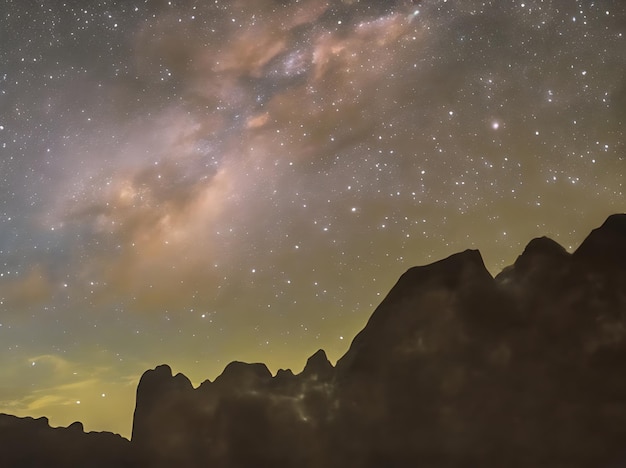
[1,0,625,438]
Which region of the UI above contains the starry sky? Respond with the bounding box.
[1,0,625,438]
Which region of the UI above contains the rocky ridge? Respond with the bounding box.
[3,214,626,467]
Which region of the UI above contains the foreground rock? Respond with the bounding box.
[5,214,626,467]
[129,214,626,467]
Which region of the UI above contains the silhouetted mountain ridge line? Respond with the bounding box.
[213,361,273,387]
[574,213,626,266]
[302,348,334,379]
[0,413,135,467]
[4,214,626,467]
[516,235,569,263]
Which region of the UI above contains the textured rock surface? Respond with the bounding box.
[5,214,626,467]
[130,215,626,467]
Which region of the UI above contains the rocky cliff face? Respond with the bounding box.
[4,215,626,467]
[130,214,626,467]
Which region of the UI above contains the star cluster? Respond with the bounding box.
[1,0,625,437]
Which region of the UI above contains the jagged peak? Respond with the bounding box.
[574,213,626,264]
[304,349,330,367]
[136,364,193,394]
[197,378,213,391]
[68,421,84,432]
[301,349,334,379]
[276,368,294,377]
[136,364,170,389]
[423,248,485,268]
[599,213,626,231]
[335,250,494,374]
[172,372,193,390]
[511,236,570,272]
[221,361,272,377]
[382,249,492,305]
[406,249,491,280]
[213,361,272,388]
[145,364,172,379]
[273,368,297,387]
[520,236,568,257]
[35,416,49,426]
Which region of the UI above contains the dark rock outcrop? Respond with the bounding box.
[0,413,134,467]
[212,361,273,390]
[574,213,626,268]
[301,349,334,381]
[5,214,626,467]
[128,215,626,467]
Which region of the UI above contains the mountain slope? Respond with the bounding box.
[3,214,626,467]
[129,215,626,467]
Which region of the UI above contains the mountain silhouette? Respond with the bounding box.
[0,413,135,467]
[4,214,626,467]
